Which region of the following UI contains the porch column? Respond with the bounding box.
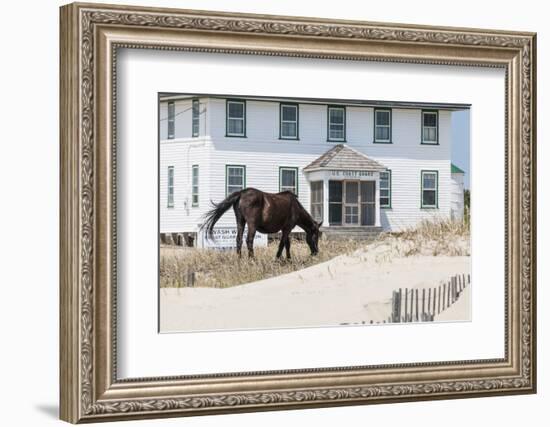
[323,177,330,227]
[375,174,381,227]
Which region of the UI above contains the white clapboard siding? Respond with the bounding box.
[159,97,457,233]
[450,172,465,220]
[159,140,210,232]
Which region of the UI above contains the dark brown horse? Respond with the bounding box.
[201,188,322,258]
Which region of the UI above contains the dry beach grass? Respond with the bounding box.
[160,218,470,288]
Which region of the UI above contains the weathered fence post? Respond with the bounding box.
[186,269,195,287]
[432,287,436,319]
[427,288,432,320]
[420,288,426,322]
[447,281,451,307]
[409,289,414,322]
[403,288,409,322]
[391,291,399,323]
[415,289,419,322]
[398,288,403,322]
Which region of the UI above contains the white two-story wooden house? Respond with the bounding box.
[159,94,467,243]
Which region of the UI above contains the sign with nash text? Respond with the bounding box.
[197,226,268,250]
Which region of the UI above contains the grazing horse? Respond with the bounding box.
[201,188,322,258]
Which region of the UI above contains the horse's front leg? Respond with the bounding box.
[246,224,256,258]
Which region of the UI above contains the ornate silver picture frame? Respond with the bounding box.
[60,2,536,423]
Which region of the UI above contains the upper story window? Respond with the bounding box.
[226,165,246,195]
[191,165,199,207]
[226,100,246,137]
[280,104,299,140]
[374,109,392,143]
[167,101,175,139]
[167,166,174,207]
[421,170,438,208]
[279,167,298,195]
[192,99,199,137]
[422,110,438,144]
[327,106,346,142]
[379,170,392,208]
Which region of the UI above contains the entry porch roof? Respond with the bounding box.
[303,144,387,173]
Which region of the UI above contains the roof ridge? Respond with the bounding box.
[319,144,344,167]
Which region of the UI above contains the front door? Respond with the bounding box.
[344,181,360,225]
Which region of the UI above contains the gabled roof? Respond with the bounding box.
[451,163,465,174]
[303,144,387,172]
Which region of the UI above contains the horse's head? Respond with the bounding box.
[306,221,322,255]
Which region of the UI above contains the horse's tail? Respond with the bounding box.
[200,190,242,240]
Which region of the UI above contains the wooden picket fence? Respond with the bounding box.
[390,273,470,323]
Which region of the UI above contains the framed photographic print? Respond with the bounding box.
[59,2,537,423]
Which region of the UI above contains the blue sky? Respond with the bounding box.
[451,110,470,189]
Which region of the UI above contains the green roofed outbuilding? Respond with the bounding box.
[451,163,465,174]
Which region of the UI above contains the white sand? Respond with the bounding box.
[160,248,470,332]
[434,285,471,322]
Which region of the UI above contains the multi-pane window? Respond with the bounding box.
[167,166,174,207]
[310,181,323,222]
[374,109,391,143]
[379,170,391,208]
[327,106,345,141]
[422,111,438,144]
[192,99,199,137]
[191,165,199,207]
[226,100,246,137]
[280,104,298,139]
[226,165,246,195]
[279,167,298,195]
[328,181,343,225]
[167,101,175,139]
[421,171,438,208]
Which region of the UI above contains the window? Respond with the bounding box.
[226,165,246,195]
[310,181,323,222]
[380,170,391,208]
[280,104,298,139]
[328,181,343,225]
[421,170,438,208]
[167,101,175,139]
[167,166,174,207]
[226,100,246,137]
[360,181,376,226]
[422,110,438,144]
[279,167,298,195]
[191,165,199,207]
[192,99,199,137]
[327,106,345,141]
[374,109,391,143]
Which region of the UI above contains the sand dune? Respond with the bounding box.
[160,248,470,332]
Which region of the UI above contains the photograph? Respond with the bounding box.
[158,93,472,332]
